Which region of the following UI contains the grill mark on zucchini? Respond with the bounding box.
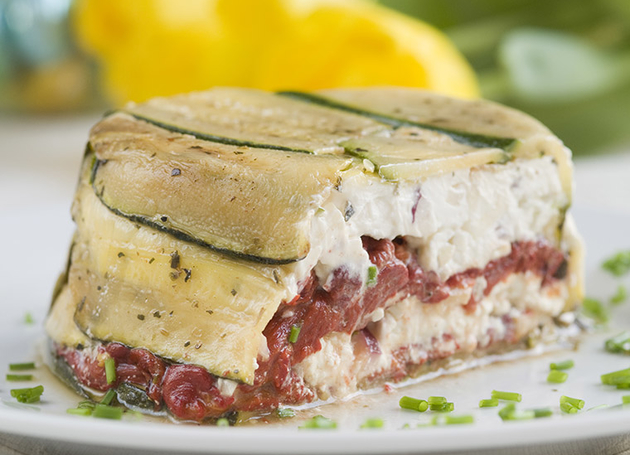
[122,111,314,154]
[278,91,517,151]
[90,158,299,265]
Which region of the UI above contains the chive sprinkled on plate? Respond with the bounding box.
[101,389,116,406]
[547,370,568,383]
[433,414,474,425]
[550,360,574,370]
[6,374,33,381]
[560,395,584,409]
[288,324,301,344]
[216,418,230,427]
[582,297,608,323]
[533,408,553,418]
[78,400,96,410]
[479,398,499,408]
[24,312,34,324]
[10,385,44,403]
[399,396,428,412]
[502,410,535,421]
[605,331,630,354]
[93,404,123,420]
[430,402,454,412]
[560,402,578,414]
[276,407,296,418]
[611,285,627,305]
[360,418,384,429]
[104,357,116,384]
[623,396,630,405]
[427,396,447,406]
[67,407,92,417]
[491,390,522,402]
[9,362,35,371]
[601,367,630,385]
[299,415,337,430]
[602,250,630,276]
[498,403,516,420]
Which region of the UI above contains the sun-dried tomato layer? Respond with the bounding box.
[56,238,567,421]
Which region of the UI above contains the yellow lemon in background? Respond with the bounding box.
[72,0,478,105]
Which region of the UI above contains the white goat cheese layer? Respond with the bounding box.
[294,273,568,399]
[290,155,567,292]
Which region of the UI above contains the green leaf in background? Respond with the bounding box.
[499,28,619,104]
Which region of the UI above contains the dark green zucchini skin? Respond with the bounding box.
[116,383,164,415]
[278,91,517,151]
[123,112,313,154]
[90,158,298,265]
[48,341,89,398]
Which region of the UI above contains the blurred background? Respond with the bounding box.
[0,0,629,155]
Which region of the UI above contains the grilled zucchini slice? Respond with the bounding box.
[67,182,295,384]
[122,87,386,154]
[90,113,353,263]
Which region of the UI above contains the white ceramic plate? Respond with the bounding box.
[1,200,630,454]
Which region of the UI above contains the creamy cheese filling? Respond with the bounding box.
[294,272,568,399]
[286,155,568,294]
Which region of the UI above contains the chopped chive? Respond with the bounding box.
[276,407,296,418]
[587,404,609,411]
[299,415,337,430]
[479,398,499,408]
[216,418,230,427]
[24,312,34,324]
[602,250,630,277]
[399,396,428,412]
[360,418,384,429]
[560,402,578,414]
[6,374,33,381]
[104,357,116,385]
[430,402,454,412]
[582,297,608,323]
[498,403,516,420]
[67,407,92,416]
[550,360,574,370]
[433,414,474,425]
[547,370,568,383]
[617,383,630,389]
[560,395,584,409]
[288,324,301,344]
[605,331,630,354]
[427,396,447,406]
[366,266,378,287]
[101,388,116,406]
[92,404,123,420]
[601,368,630,385]
[9,362,35,371]
[78,400,96,409]
[503,410,536,421]
[611,285,627,305]
[533,407,553,418]
[623,396,630,405]
[10,385,44,403]
[606,375,630,385]
[491,390,522,402]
